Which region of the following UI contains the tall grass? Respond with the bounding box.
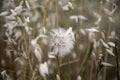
[0,0,120,80]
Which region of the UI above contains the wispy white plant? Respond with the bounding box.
[77,75,82,80]
[103,3,117,16]
[101,62,113,67]
[39,62,49,80]
[85,27,99,32]
[100,39,109,48]
[62,2,74,11]
[25,0,31,10]
[70,15,87,23]
[49,27,75,57]
[93,12,101,25]
[0,11,9,16]
[106,48,115,56]
[108,42,115,47]
[56,74,61,80]
[10,1,23,16]
[31,34,47,62]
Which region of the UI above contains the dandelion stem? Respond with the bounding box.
[56,55,61,76]
[67,56,72,77]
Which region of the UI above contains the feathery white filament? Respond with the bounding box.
[49,27,75,57]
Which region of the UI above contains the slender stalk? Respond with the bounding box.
[40,0,50,55]
[31,64,39,80]
[78,42,93,75]
[56,55,61,76]
[104,54,108,80]
[95,71,99,80]
[103,1,112,80]
[42,0,50,27]
[114,42,120,80]
[104,20,112,79]
[26,53,33,80]
[80,0,83,28]
[24,36,33,80]
[103,21,111,80]
[96,64,103,80]
[61,59,80,67]
[89,58,94,80]
[55,0,59,27]
[67,56,72,77]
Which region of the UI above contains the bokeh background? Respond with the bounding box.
[0,0,120,80]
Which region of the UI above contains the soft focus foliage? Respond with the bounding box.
[0,0,120,80]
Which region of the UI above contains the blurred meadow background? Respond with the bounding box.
[0,0,120,80]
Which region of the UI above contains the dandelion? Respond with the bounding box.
[49,27,75,57]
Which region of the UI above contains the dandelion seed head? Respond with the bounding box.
[49,27,75,57]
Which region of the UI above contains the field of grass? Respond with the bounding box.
[0,0,120,80]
